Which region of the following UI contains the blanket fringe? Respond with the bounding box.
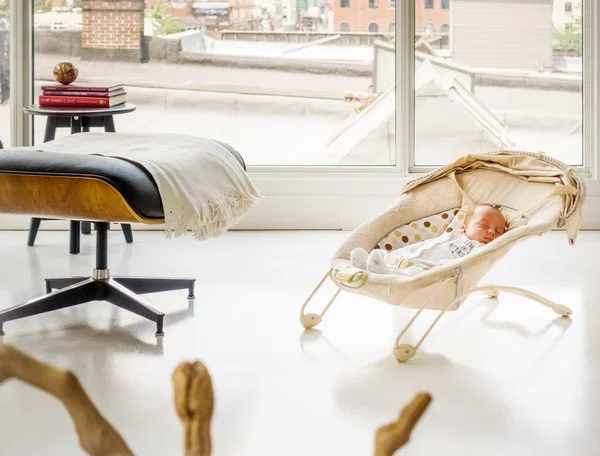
[162,188,262,240]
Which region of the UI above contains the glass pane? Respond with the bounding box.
[0,1,9,148]
[32,0,395,166]
[414,0,583,167]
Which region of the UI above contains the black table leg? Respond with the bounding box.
[82,117,90,133]
[43,117,58,142]
[121,224,133,243]
[81,222,92,235]
[71,116,82,134]
[27,218,41,247]
[69,221,81,254]
[103,115,115,133]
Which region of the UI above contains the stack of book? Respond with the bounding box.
[39,81,127,108]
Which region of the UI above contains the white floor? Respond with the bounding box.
[0,229,597,455]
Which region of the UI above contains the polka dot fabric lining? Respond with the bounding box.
[374,205,527,252]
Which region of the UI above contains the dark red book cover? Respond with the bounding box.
[39,94,127,107]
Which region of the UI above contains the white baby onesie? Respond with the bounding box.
[351,231,484,275]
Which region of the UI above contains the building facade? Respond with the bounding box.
[415,0,450,35]
[331,0,451,35]
[451,0,553,71]
[552,0,581,30]
[331,0,396,33]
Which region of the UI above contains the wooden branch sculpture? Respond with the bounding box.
[172,361,214,456]
[0,343,133,456]
[0,343,430,456]
[374,392,432,456]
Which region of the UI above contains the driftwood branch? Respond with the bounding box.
[0,343,133,456]
[172,361,214,456]
[0,343,430,456]
[374,392,432,456]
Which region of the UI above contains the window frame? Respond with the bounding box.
[9,0,32,148]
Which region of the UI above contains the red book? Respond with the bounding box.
[39,94,127,107]
[42,89,126,97]
[41,81,124,92]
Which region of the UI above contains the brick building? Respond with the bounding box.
[332,0,450,34]
[81,0,145,61]
[331,0,396,33]
[415,0,450,34]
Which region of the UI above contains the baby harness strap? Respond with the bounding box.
[507,184,577,225]
[446,171,476,219]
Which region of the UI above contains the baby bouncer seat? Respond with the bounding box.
[300,152,585,363]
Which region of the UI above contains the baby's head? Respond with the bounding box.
[461,205,507,244]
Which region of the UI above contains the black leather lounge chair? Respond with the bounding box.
[0,141,246,336]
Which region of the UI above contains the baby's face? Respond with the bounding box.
[462,206,506,244]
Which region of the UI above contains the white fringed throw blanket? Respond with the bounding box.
[38,132,262,239]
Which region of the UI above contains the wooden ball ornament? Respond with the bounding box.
[53,61,79,85]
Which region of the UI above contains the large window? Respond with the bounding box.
[414,0,584,167]
[11,1,594,176]
[0,2,9,147]
[30,0,395,167]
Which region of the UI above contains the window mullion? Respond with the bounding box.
[10,0,32,147]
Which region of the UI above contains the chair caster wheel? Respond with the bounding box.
[394,344,416,363]
[155,331,165,337]
[300,313,322,329]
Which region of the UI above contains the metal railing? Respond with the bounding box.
[221,30,395,46]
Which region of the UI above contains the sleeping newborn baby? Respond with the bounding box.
[351,205,507,276]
